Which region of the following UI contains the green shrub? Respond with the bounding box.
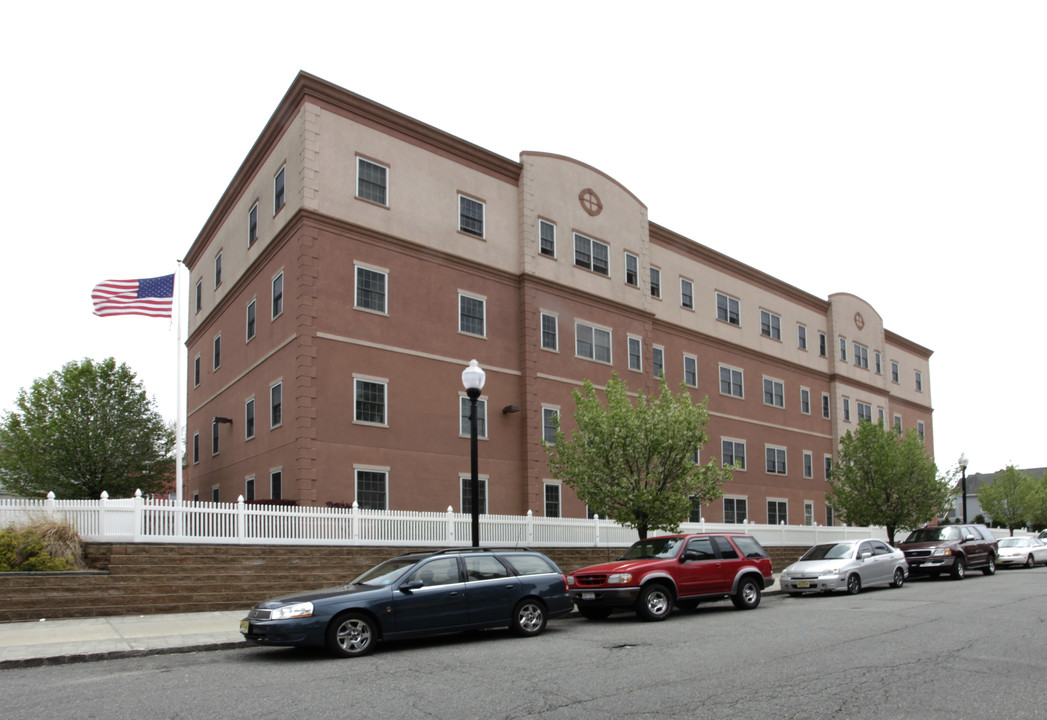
[0,517,84,571]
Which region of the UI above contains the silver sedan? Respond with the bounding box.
[780,539,908,596]
[997,537,1047,568]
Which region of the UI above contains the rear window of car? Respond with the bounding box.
[501,553,558,576]
[730,535,769,559]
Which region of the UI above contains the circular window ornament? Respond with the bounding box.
[579,188,603,217]
[854,312,865,330]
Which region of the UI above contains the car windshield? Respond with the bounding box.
[619,537,683,560]
[904,527,961,543]
[800,542,856,561]
[999,538,1029,547]
[349,557,420,586]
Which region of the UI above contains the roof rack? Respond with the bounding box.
[395,546,535,558]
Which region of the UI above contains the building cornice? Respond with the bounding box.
[884,329,933,359]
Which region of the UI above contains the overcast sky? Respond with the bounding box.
[2,1,1044,480]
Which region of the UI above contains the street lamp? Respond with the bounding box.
[461,359,486,547]
[959,453,968,524]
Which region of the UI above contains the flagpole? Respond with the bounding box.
[175,260,184,503]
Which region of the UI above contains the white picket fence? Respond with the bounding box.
[0,491,888,548]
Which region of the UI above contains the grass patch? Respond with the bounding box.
[0,516,86,571]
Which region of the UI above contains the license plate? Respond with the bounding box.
[240,620,250,634]
[581,592,595,601]
[796,581,810,588]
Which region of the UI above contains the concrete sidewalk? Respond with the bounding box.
[0,576,781,668]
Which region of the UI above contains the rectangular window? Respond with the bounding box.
[760,310,781,340]
[878,408,885,424]
[195,280,202,313]
[818,332,827,357]
[193,355,201,388]
[722,439,746,470]
[246,299,256,342]
[459,195,485,237]
[214,252,223,289]
[540,312,558,351]
[625,252,639,287]
[767,500,788,525]
[274,166,285,214]
[763,377,785,408]
[544,483,561,518]
[355,379,388,425]
[212,334,221,371]
[355,265,388,313]
[716,292,740,326]
[356,469,388,510]
[825,456,833,480]
[803,451,813,479]
[652,346,664,379]
[192,432,199,464]
[575,322,612,363]
[248,203,258,248]
[839,337,848,362]
[460,396,488,438]
[680,279,694,310]
[797,324,807,350]
[719,365,744,398]
[857,401,872,423]
[573,233,609,276]
[271,470,282,500]
[853,342,869,369]
[894,414,902,431]
[461,476,488,514]
[459,293,486,337]
[245,477,255,502]
[724,497,747,524]
[822,393,831,419]
[891,361,900,383]
[245,398,255,440]
[539,219,556,257]
[212,487,220,503]
[272,271,284,319]
[211,420,220,456]
[915,371,923,392]
[628,336,642,371]
[804,501,814,526]
[826,504,834,526]
[918,421,925,440]
[800,387,811,414]
[357,157,388,205]
[542,406,559,444]
[650,267,661,298]
[683,354,697,387]
[843,398,851,422]
[270,382,283,428]
[765,446,787,475]
[874,351,882,374]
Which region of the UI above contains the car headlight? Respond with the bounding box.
[818,568,840,577]
[931,549,953,557]
[566,575,575,586]
[269,602,314,620]
[607,573,633,584]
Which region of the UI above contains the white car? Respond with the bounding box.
[781,539,908,595]
[997,537,1047,568]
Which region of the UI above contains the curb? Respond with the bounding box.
[0,640,250,670]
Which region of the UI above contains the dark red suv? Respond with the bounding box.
[566,533,774,621]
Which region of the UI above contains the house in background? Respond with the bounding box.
[182,72,934,525]
[947,467,1046,524]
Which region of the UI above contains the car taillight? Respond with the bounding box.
[565,574,573,586]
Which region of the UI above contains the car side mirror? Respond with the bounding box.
[964,534,976,542]
[681,550,699,562]
[399,580,424,593]
[859,551,872,560]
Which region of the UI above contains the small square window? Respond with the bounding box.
[357,158,388,205]
[767,499,787,524]
[459,195,485,237]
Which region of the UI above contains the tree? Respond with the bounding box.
[0,358,175,498]
[978,465,1037,536]
[825,420,953,545]
[545,373,731,539]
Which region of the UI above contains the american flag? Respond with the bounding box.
[92,274,175,318]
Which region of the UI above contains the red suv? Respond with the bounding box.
[567,533,774,621]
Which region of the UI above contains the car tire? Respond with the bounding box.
[510,598,547,637]
[890,568,905,588]
[1025,554,1035,569]
[325,613,377,658]
[846,574,861,595]
[950,557,966,580]
[636,583,673,621]
[982,555,996,576]
[578,606,613,620]
[731,576,762,610]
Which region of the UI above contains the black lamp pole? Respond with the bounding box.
[468,386,481,547]
[959,453,968,524]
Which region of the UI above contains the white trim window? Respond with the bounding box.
[717,292,740,326]
[722,439,746,470]
[719,365,744,398]
[274,165,286,214]
[652,345,664,379]
[460,394,488,439]
[539,219,556,257]
[575,322,612,364]
[458,292,486,337]
[212,333,222,371]
[245,397,256,440]
[460,475,488,514]
[540,312,558,351]
[804,501,814,526]
[270,469,283,500]
[355,467,389,510]
[574,232,609,276]
[246,299,257,342]
[357,157,388,206]
[822,393,831,419]
[853,342,869,370]
[214,251,223,289]
[625,251,639,287]
[839,337,848,362]
[891,361,900,383]
[248,202,259,248]
[760,310,781,340]
[857,401,873,423]
[767,499,788,525]
[763,377,785,408]
[724,497,748,524]
[355,263,388,314]
[650,267,661,298]
[544,482,561,518]
[683,354,698,387]
[803,451,813,479]
[270,381,283,429]
[915,370,923,392]
[680,278,694,310]
[628,335,643,372]
[354,376,388,426]
[800,387,811,415]
[272,270,284,319]
[765,446,787,475]
[542,406,559,445]
[797,324,807,350]
[459,194,485,237]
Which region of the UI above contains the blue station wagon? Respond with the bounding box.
[241,547,573,657]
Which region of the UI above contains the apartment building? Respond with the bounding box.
[182,71,933,525]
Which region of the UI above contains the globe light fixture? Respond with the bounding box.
[461,360,486,546]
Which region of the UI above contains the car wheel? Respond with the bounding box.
[890,568,905,588]
[636,583,673,621]
[325,613,376,658]
[731,576,762,610]
[950,557,966,580]
[982,555,996,575]
[510,599,547,637]
[578,606,613,620]
[846,574,861,595]
[1025,554,1035,569]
